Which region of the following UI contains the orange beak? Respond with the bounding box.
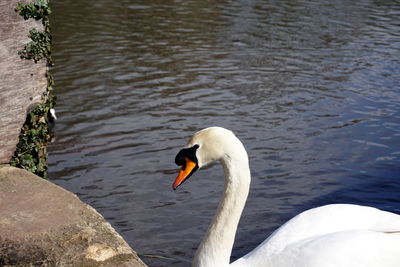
[173,157,198,190]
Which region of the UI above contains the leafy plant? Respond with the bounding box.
[18,28,51,63]
[15,0,51,28]
[15,0,52,65]
[10,95,54,178]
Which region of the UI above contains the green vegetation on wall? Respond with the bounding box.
[15,0,52,64]
[10,0,56,178]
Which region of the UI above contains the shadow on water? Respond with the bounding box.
[49,0,400,266]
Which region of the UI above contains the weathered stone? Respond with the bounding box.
[0,0,47,164]
[0,166,147,266]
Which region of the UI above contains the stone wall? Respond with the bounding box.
[0,0,47,164]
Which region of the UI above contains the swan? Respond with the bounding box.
[172,126,400,267]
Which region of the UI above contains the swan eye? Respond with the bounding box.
[175,144,199,166]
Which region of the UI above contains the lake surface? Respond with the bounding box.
[48,0,400,266]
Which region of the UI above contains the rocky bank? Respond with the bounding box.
[0,166,146,266]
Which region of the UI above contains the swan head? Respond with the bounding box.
[173,127,245,190]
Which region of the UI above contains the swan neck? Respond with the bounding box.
[193,151,250,267]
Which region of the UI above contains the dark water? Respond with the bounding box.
[48,0,400,266]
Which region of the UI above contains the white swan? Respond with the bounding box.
[172,127,400,267]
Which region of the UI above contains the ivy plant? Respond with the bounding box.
[15,0,52,65]
[18,28,51,63]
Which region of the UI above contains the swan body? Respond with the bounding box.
[172,127,400,267]
[232,204,400,267]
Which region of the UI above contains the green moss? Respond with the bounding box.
[10,0,56,178]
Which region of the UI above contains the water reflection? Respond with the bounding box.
[49,0,400,266]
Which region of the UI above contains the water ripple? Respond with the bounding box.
[49,0,400,266]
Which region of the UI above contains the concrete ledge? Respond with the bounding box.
[0,166,147,266]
